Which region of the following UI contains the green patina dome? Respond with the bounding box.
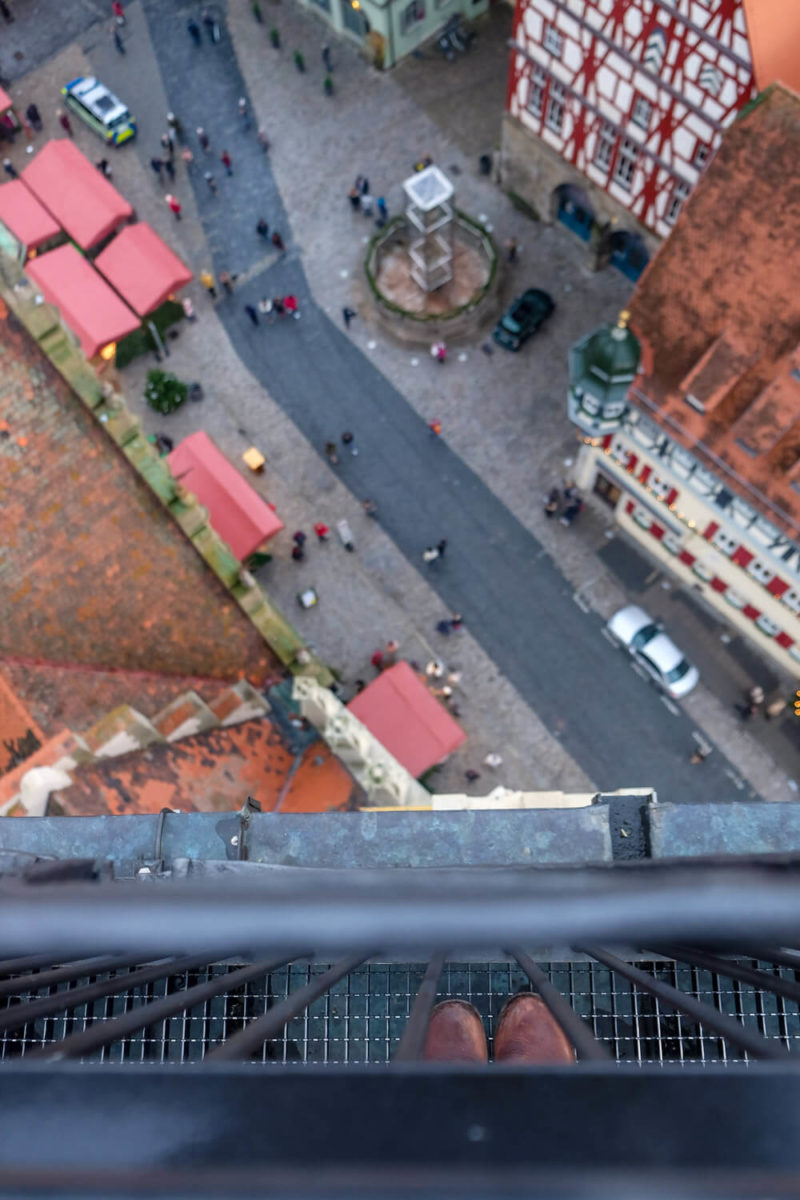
[579,320,641,382]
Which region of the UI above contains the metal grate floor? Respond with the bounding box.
[2,959,799,1065]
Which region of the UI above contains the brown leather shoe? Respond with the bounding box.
[494,993,575,1064]
[422,1000,488,1063]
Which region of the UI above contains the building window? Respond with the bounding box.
[747,559,774,586]
[694,142,711,168]
[666,180,690,225]
[613,138,638,190]
[528,66,546,118]
[782,589,800,616]
[342,0,367,34]
[594,122,616,171]
[400,0,425,33]
[544,24,563,57]
[546,81,566,133]
[631,95,652,130]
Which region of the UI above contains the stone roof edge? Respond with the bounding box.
[0,256,332,689]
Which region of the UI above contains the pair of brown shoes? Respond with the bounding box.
[422,994,574,1064]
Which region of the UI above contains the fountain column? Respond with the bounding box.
[402,165,455,293]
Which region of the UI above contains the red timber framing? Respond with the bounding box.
[507,0,757,235]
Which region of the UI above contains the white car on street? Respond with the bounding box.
[607,605,700,699]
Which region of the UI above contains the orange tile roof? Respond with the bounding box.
[0,308,282,734]
[742,0,800,94]
[52,719,359,816]
[627,84,800,534]
[0,671,43,777]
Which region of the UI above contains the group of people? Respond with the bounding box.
[347,176,388,226]
[245,294,299,326]
[544,483,583,527]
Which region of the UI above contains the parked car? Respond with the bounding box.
[61,76,136,146]
[607,604,700,699]
[492,288,555,351]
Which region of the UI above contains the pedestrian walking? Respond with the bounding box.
[371,650,384,671]
[271,230,285,252]
[431,340,447,364]
[422,547,440,565]
[341,431,358,456]
[336,519,355,552]
[362,498,378,518]
[165,194,182,220]
[237,97,250,128]
[256,218,269,239]
[544,486,560,517]
[167,112,185,142]
[252,1,263,21]
[269,26,280,48]
[322,44,333,71]
[111,0,125,23]
[359,176,370,195]
[203,170,217,192]
[180,146,194,168]
[323,75,333,97]
[292,530,307,548]
[150,156,163,180]
[383,639,399,667]
[348,185,361,211]
[560,498,583,527]
[57,109,73,136]
[2,158,17,179]
[112,25,125,53]
[196,126,210,152]
[244,304,259,327]
[361,194,374,218]
[324,442,339,465]
[436,538,448,558]
[313,522,330,542]
[219,270,234,295]
[160,132,174,160]
[202,8,220,42]
[220,149,233,175]
[258,296,273,318]
[182,297,197,321]
[0,0,13,20]
[506,236,519,263]
[342,307,357,329]
[25,103,42,131]
[200,269,216,298]
[284,294,299,317]
[428,419,443,438]
[294,50,305,72]
[376,196,388,222]
[95,158,112,179]
[164,158,175,180]
[436,612,463,635]
[291,544,305,562]
[273,296,285,318]
[187,17,202,44]
[257,128,270,153]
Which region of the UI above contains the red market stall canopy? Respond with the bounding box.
[167,431,285,561]
[94,222,192,316]
[0,85,12,114]
[347,661,467,778]
[26,242,140,357]
[21,140,132,251]
[0,179,61,251]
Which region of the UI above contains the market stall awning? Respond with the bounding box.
[26,243,140,357]
[21,140,132,251]
[168,431,284,561]
[94,222,192,316]
[0,180,61,250]
[0,86,12,115]
[347,661,466,778]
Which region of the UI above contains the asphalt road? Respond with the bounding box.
[128,0,754,805]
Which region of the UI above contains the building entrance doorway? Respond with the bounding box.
[553,183,594,242]
[594,473,622,507]
[609,230,649,281]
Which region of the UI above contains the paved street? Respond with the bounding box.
[2,0,797,805]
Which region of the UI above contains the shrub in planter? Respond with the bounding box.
[144,369,188,416]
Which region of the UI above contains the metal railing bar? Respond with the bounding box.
[736,947,800,971]
[0,952,80,976]
[510,949,611,1061]
[655,945,800,1005]
[578,945,793,1060]
[393,951,447,1062]
[0,955,209,1035]
[0,955,135,1000]
[207,952,372,1062]
[28,954,302,1060]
